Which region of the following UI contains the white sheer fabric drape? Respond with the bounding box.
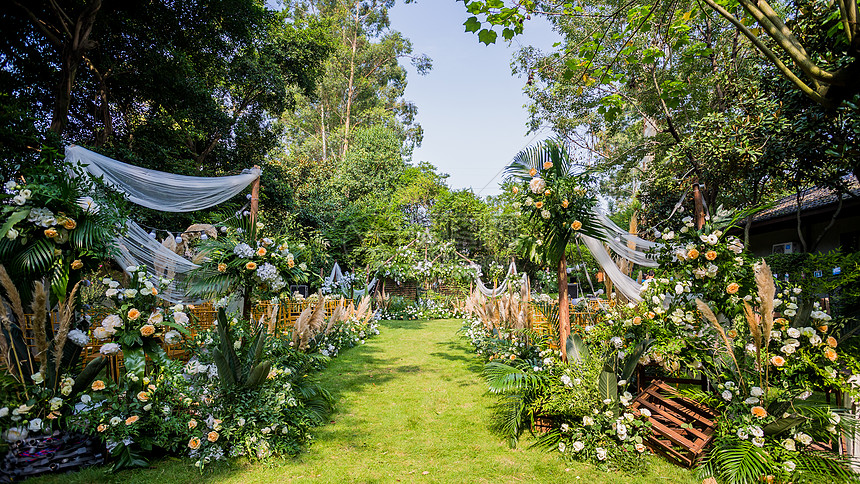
[66,145,260,212]
[66,145,260,303]
[325,262,378,297]
[474,261,518,297]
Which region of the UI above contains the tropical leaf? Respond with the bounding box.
[484,361,548,394]
[598,367,617,404]
[709,440,772,484]
[565,333,590,365]
[762,415,805,436]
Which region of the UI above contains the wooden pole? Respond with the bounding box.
[250,165,261,226]
[693,182,705,230]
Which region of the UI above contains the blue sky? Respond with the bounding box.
[388,1,559,197]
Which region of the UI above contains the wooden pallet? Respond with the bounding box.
[630,380,719,468]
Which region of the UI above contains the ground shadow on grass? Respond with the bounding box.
[379,319,429,331]
[429,340,484,374]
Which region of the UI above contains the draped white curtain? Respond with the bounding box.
[582,208,663,303]
[67,145,260,303]
[325,262,378,297]
[474,261,518,297]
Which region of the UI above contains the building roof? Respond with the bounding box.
[753,176,860,223]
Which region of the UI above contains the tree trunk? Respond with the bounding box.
[320,103,327,161]
[558,251,569,360]
[342,11,359,157]
[50,52,78,135]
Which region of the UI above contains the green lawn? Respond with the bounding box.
[29,319,696,483]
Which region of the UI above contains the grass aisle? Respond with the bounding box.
[30,318,696,483]
[220,318,695,483]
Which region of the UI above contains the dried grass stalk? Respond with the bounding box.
[0,266,25,324]
[755,260,776,345]
[266,304,279,335]
[293,306,312,348]
[53,280,82,376]
[325,305,343,334]
[30,281,49,376]
[743,301,762,351]
[696,298,744,386]
[0,314,12,370]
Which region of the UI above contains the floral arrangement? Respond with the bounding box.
[1,153,127,304]
[93,266,190,378]
[189,216,310,306]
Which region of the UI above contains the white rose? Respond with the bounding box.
[528,177,546,194]
[595,447,607,460]
[571,441,584,452]
[29,418,43,431]
[5,228,18,240]
[783,438,796,451]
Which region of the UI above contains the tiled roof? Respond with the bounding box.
[754,176,860,222]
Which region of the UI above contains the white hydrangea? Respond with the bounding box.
[67,329,89,346]
[233,243,254,258]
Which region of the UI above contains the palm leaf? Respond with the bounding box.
[483,361,547,394]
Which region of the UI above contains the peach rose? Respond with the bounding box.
[125,415,139,425]
[44,228,58,238]
[534,201,544,209]
[824,347,837,361]
[705,250,717,260]
[63,219,77,230]
[647,311,655,319]
[207,431,219,442]
[92,380,106,391]
[561,200,569,208]
[71,259,83,270]
[819,325,829,333]
[771,355,785,367]
[246,261,257,271]
[632,316,642,326]
[218,262,227,272]
[151,287,158,295]
[137,391,149,402]
[827,336,837,348]
[256,247,267,257]
[529,168,537,177]
[188,419,198,429]
[188,437,201,450]
[727,329,738,339]
[687,248,700,259]
[127,308,141,320]
[726,283,740,295]
[543,161,553,170]
[544,189,551,196]
[512,186,519,194]
[140,324,156,337]
[97,424,107,432]
[751,406,767,418]
[571,220,582,231]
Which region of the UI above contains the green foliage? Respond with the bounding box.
[211,309,272,391]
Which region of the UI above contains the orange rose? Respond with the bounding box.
[827,336,837,348]
[771,355,785,367]
[632,316,642,326]
[529,168,537,177]
[188,437,201,450]
[544,189,551,196]
[188,419,198,429]
[647,311,655,319]
[726,283,739,295]
[287,259,295,268]
[148,384,156,391]
[150,287,158,296]
[125,415,139,425]
[705,251,717,260]
[824,347,837,361]
[207,431,219,442]
[561,200,569,208]
[246,261,257,271]
[63,219,77,230]
[534,201,544,209]
[140,324,156,337]
[751,406,768,418]
[256,247,267,257]
[775,318,789,328]
[97,424,108,432]
[92,380,106,391]
[687,248,700,259]
[727,329,738,339]
[571,220,582,231]
[543,161,553,170]
[137,391,149,402]
[127,308,141,320]
[71,259,83,270]
[217,263,227,272]
[819,325,829,333]
[44,228,58,238]
[512,186,519,194]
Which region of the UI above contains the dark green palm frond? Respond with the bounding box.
[530,429,562,451]
[489,394,527,448]
[484,361,548,394]
[506,139,575,182]
[707,440,772,484]
[795,450,860,482]
[531,300,560,338]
